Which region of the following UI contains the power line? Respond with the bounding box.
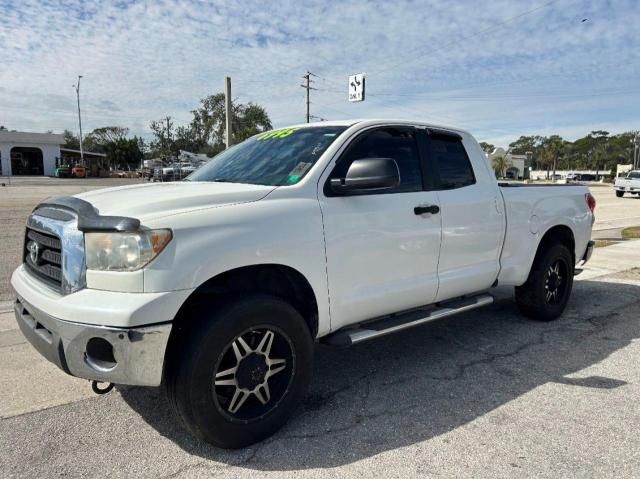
[379,0,560,76]
[360,88,639,101]
[291,1,597,120]
[309,100,353,118]
[315,0,562,83]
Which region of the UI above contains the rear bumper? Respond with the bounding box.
[581,240,595,264]
[14,295,171,386]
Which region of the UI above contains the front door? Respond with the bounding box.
[319,126,442,331]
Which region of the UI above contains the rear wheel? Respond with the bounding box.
[616,190,624,197]
[164,295,314,448]
[515,243,574,321]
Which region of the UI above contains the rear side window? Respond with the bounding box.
[430,135,475,190]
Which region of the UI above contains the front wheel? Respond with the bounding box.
[515,243,574,321]
[616,190,624,197]
[164,295,314,448]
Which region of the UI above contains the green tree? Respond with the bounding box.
[149,94,272,159]
[540,135,564,178]
[509,135,544,168]
[190,93,272,151]
[479,142,495,154]
[149,117,177,158]
[83,126,130,154]
[492,155,512,178]
[174,125,206,154]
[62,129,80,149]
[562,130,638,171]
[103,137,144,167]
[87,126,129,145]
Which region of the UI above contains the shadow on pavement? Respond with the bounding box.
[120,279,640,470]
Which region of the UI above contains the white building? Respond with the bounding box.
[488,147,532,180]
[0,130,64,176]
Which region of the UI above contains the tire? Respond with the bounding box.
[164,295,314,448]
[616,190,624,197]
[515,243,574,321]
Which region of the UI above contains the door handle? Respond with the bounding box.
[414,204,440,215]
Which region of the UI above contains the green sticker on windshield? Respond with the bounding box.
[256,128,299,141]
[286,162,312,184]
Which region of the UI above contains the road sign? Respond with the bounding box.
[348,73,365,102]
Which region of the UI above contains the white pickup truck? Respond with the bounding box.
[12,120,595,448]
[614,170,640,197]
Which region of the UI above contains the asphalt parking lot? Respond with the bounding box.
[1,178,639,478]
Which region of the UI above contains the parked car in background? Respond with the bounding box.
[153,162,198,181]
[565,173,598,183]
[614,170,640,197]
[153,164,175,181]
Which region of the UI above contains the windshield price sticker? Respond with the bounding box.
[286,162,312,184]
[256,128,299,141]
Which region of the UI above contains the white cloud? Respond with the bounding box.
[0,0,638,147]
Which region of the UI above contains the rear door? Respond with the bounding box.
[319,126,442,331]
[423,130,505,301]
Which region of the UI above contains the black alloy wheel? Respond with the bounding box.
[213,327,295,422]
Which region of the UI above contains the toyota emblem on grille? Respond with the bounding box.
[27,241,40,265]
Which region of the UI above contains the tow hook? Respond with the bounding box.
[91,380,115,395]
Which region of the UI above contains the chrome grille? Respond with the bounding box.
[24,227,63,290]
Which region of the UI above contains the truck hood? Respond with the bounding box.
[75,181,277,222]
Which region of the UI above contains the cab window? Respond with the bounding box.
[430,134,476,190]
[330,127,423,193]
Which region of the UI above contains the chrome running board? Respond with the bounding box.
[322,293,494,347]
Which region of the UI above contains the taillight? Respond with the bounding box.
[585,192,596,222]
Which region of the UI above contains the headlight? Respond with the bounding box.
[85,229,172,271]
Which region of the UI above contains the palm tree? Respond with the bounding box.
[492,156,512,178]
[541,135,564,179]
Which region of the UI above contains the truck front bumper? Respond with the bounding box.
[14,294,171,386]
[10,264,194,386]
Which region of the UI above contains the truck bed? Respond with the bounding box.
[497,182,592,287]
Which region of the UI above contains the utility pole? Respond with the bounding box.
[300,71,317,123]
[74,75,84,165]
[304,72,310,123]
[225,76,232,149]
[162,116,175,171]
[165,116,172,141]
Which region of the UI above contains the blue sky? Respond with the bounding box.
[0,0,638,146]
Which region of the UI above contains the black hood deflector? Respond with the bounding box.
[33,196,141,232]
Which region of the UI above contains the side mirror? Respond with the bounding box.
[330,158,400,194]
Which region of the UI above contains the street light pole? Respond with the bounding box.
[74,75,85,166]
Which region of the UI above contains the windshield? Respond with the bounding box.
[628,171,640,179]
[187,126,348,186]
